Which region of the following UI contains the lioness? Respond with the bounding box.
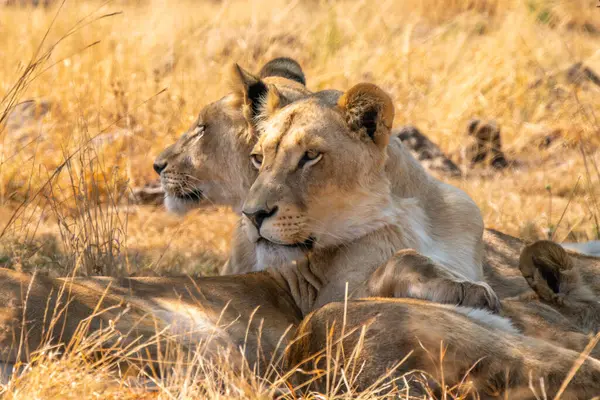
[152,58,600,358]
[240,82,497,312]
[238,82,600,395]
[4,81,600,396]
[287,297,600,398]
[151,59,600,345]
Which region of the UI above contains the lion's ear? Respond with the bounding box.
[258,57,306,86]
[230,63,269,122]
[337,83,394,149]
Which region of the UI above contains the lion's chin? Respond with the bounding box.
[254,239,307,271]
[164,194,202,215]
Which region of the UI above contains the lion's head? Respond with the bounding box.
[153,58,309,214]
[242,83,395,253]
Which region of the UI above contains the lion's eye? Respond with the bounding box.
[298,150,322,169]
[192,124,205,138]
[250,153,263,170]
[186,124,205,146]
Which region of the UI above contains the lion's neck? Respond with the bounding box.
[311,189,397,249]
[265,203,421,316]
[386,136,485,280]
[386,136,434,199]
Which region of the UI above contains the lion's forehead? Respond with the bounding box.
[175,101,242,159]
[258,102,342,155]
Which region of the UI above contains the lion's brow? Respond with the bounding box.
[272,110,296,157]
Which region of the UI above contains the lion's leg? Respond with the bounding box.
[286,299,600,398]
[0,268,300,379]
[519,240,600,332]
[367,249,500,312]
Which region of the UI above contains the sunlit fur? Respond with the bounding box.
[242,83,497,313]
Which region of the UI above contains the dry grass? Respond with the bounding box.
[1,0,600,397]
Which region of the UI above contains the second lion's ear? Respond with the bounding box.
[337,83,394,149]
[230,63,269,122]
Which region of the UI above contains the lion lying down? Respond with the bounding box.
[290,240,600,396]
[1,231,600,397]
[2,82,600,397]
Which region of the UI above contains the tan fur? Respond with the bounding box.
[368,249,500,312]
[0,269,301,373]
[287,298,600,398]
[243,83,495,314]
[263,86,282,117]
[3,243,600,395]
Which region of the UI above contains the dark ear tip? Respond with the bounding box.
[467,119,480,135]
[231,63,261,85]
[231,62,243,76]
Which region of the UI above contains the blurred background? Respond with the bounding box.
[1,0,599,278]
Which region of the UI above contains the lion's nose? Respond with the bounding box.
[242,206,278,230]
[153,160,167,175]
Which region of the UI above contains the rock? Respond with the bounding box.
[465,119,509,169]
[565,62,600,87]
[395,125,462,177]
[530,62,600,90]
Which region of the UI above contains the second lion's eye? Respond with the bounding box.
[192,124,205,137]
[298,150,322,169]
[251,153,263,169]
[187,124,205,144]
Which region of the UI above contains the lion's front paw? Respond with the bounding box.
[459,281,501,314]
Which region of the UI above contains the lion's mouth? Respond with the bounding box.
[257,236,315,250]
[173,189,204,202]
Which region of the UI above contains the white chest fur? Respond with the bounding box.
[394,197,482,282]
